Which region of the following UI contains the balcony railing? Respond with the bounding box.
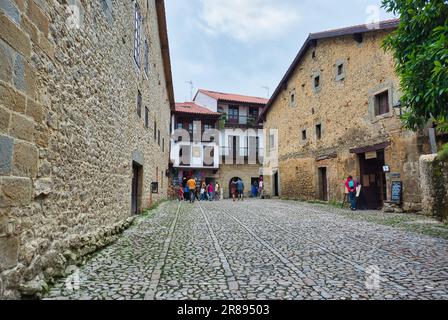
[224,115,261,128]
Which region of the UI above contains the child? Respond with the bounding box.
[200,186,206,201]
[178,186,184,201]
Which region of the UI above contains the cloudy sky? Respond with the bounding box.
[165,0,396,102]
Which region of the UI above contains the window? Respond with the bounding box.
[144,39,149,76]
[335,60,346,81]
[162,138,165,152]
[375,91,390,116]
[316,124,322,140]
[314,76,320,88]
[134,3,141,68]
[269,134,275,150]
[176,123,183,130]
[249,108,259,121]
[228,106,239,124]
[144,106,149,128]
[302,130,307,141]
[158,130,161,146]
[289,89,296,108]
[337,64,343,76]
[154,121,157,140]
[312,50,316,59]
[137,90,142,118]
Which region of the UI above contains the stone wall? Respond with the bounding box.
[0,0,171,299]
[262,29,428,210]
[419,154,448,221]
[218,164,261,199]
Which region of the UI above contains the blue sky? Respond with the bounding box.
[165,0,396,102]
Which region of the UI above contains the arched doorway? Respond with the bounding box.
[229,177,241,198]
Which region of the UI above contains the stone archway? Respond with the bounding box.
[229,177,241,199]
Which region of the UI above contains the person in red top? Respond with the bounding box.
[345,176,358,211]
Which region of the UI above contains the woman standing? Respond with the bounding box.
[230,180,237,202]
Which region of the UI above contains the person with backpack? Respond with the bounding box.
[187,177,197,203]
[236,179,245,201]
[345,176,358,211]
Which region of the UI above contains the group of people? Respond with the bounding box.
[178,177,265,203]
[178,178,220,203]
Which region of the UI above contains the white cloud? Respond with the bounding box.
[198,0,301,43]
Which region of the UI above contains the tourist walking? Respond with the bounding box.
[215,182,220,201]
[184,184,190,202]
[230,180,237,202]
[251,181,258,198]
[345,176,358,211]
[200,185,206,201]
[259,178,264,199]
[208,183,214,201]
[237,179,245,201]
[187,177,197,203]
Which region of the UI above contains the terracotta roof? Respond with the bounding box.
[196,89,269,105]
[260,18,400,120]
[175,102,221,116]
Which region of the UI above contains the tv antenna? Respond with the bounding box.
[262,86,270,98]
[186,80,194,101]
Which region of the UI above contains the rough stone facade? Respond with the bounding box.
[0,0,173,299]
[262,27,431,211]
[419,155,448,221]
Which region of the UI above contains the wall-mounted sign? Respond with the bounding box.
[383,165,390,173]
[151,182,159,194]
[391,181,402,204]
[365,151,378,160]
[391,173,401,179]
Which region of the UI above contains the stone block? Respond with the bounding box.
[12,140,38,177]
[27,1,49,36]
[0,39,15,83]
[0,106,10,132]
[0,236,19,271]
[0,0,21,25]
[12,0,25,11]
[0,177,32,207]
[0,12,31,57]
[24,62,37,99]
[0,135,14,174]
[21,15,39,44]
[12,53,25,91]
[34,177,52,197]
[38,35,54,60]
[26,99,43,123]
[13,57,37,98]
[0,82,26,113]
[35,125,48,147]
[10,113,34,142]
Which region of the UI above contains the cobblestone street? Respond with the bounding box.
[46,200,448,300]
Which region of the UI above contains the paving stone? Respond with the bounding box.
[45,200,448,300]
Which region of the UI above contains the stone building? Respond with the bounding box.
[172,89,267,198]
[0,0,174,298]
[260,19,433,212]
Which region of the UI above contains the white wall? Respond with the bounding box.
[194,92,218,112]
